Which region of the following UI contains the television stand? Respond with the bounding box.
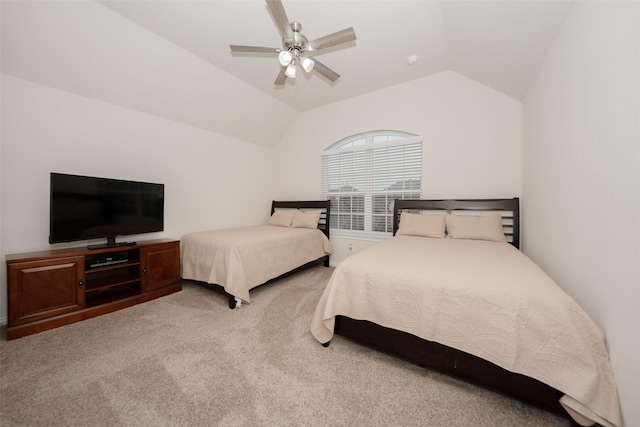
[6,239,181,340]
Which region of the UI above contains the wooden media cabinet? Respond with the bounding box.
[6,239,181,340]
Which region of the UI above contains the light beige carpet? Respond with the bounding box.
[1,265,570,426]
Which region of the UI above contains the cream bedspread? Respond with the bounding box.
[181,224,331,303]
[311,236,620,427]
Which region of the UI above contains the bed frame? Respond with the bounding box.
[331,198,578,425]
[199,200,331,309]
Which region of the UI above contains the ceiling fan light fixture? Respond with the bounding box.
[278,50,293,66]
[285,61,297,78]
[300,56,315,73]
[229,0,357,86]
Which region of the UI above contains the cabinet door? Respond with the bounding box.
[140,243,180,292]
[7,256,85,326]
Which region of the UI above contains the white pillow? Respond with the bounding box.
[445,213,507,242]
[396,212,446,238]
[292,209,322,229]
[267,209,296,227]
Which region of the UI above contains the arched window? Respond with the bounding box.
[321,130,422,235]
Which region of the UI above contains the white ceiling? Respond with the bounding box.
[99,0,574,111]
[1,0,575,146]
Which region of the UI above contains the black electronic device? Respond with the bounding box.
[49,173,164,249]
[89,253,129,268]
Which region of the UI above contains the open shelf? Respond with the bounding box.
[86,260,141,273]
[85,249,140,270]
[84,249,141,293]
[85,283,141,307]
[85,266,141,291]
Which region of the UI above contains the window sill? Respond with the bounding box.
[330,230,392,242]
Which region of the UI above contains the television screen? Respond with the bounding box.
[50,173,164,248]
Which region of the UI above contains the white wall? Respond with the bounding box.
[274,71,523,263]
[0,75,277,322]
[523,2,640,425]
[1,1,297,148]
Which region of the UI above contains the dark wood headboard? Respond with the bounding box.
[271,200,331,240]
[392,198,520,249]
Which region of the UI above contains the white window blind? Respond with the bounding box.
[321,131,422,234]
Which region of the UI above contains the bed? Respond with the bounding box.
[182,200,332,308]
[311,198,620,427]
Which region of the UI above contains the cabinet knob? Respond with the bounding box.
[143,267,147,274]
[78,279,83,288]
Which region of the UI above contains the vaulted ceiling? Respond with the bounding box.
[99,0,574,110]
[1,1,574,146]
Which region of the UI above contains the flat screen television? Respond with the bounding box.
[50,173,164,249]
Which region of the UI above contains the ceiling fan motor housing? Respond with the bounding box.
[283,21,308,56]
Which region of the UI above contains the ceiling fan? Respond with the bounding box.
[229,0,356,86]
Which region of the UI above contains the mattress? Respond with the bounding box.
[182,224,332,302]
[311,236,620,427]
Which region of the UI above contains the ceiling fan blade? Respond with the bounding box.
[274,66,287,86]
[230,45,280,54]
[309,57,340,82]
[308,27,356,51]
[266,0,293,40]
